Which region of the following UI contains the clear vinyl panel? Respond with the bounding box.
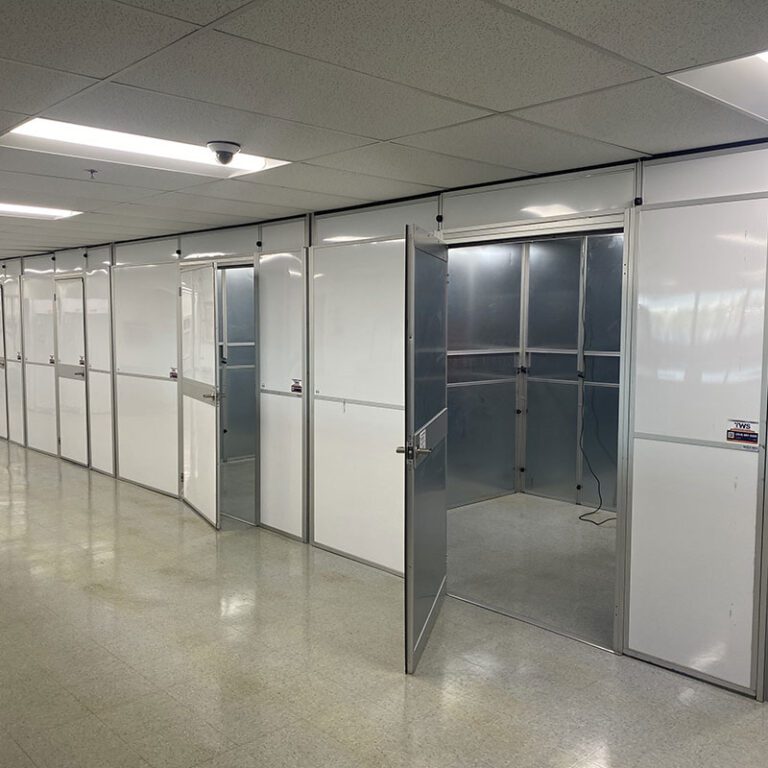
[447,382,516,508]
[405,227,448,674]
[6,362,24,445]
[181,265,218,527]
[581,384,619,510]
[525,381,578,502]
[446,242,521,509]
[219,264,257,526]
[527,238,581,349]
[25,364,57,454]
[55,278,88,465]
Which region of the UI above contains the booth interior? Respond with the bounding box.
[2,153,768,698]
[446,232,624,649]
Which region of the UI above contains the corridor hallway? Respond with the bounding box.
[0,444,764,768]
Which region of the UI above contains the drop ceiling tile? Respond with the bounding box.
[247,163,440,200]
[398,116,643,174]
[0,0,196,78]
[500,0,768,73]
[0,111,29,133]
[515,78,768,155]
[148,192,301,220]
[117,31,488,138]
[218,0,649,111]
[94,202,263,228]
[0,147,211,192]
[0,60,95,114]
[117,0,252,25]
[179,179,367,210]
[0,170,162,209]
[313,143,523,188]
[45,83,375,160]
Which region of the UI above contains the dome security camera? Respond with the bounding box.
[207,141,241,165]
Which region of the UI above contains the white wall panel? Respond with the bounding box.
[22,255,55,365]
[85,247,112,373]
[442,168,634,230]
[25,364,56,454]
[260,218,306,252]
[259,250,303,393]
[314,399,404,573]
[3,269,23,364]
[0,369,7,440]
[88,370,113,475]
[629,439,757,689]
[115,237,179,266]
[117,376,178,495]
[260,393,303,537]
[55,249,86,275]
[182,394,217,524]
[644,147,768,205]
[113,263,178,378]
[313,240,404,405]
[314,200,437,243]
[180,226,259,260]
[635,201,768,443]
[6,362,24,444]
[58,378,88,465]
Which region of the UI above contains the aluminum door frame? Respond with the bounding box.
[179,262,221,528]
[404,225,449,674]
[53,275,90,467]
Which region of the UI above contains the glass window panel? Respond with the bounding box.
[527,238,581,349]
[525,381,578,502]
[447,382,516,508]
[528,353,578,381]
[448,244,522,350]
[448,353,517,384]
[581,384,619,510]
[585,234,624,352]
[223,266,255,344]
[225,345,256,366]
[584,355,620,384]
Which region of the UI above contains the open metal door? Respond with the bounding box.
[180,264,219,527]
[54,277,89,465]
[403,225,449,674]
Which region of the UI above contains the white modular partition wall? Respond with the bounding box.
[22,254,57,455]
[113,239,179,495]
[3,261,24,445]
[628,184,768,691]
[312,237,406,573]
[259,248,305,538]
[85,247,114,475]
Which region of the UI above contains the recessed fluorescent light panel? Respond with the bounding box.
[670,51,768,122]
[0,202,81,220]
[1,119,290,178]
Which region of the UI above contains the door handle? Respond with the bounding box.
[202,392,218,402]
[414,448,432,457]
[49,355,55,364]
[396,446,407,454]
[74,371,85,377]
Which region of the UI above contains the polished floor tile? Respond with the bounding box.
[0,443,763,768]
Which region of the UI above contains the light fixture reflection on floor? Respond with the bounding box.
[0,202,82,220]
[1,119,289,179]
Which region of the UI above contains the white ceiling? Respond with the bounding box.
[0,0,767,258]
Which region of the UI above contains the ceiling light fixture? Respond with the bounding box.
[0,202,82,220]
[1,119,289,178]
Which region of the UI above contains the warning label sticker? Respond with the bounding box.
[726,419,759,451]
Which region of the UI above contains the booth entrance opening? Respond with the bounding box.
[180,261,259,529]
[446,231,624,649]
